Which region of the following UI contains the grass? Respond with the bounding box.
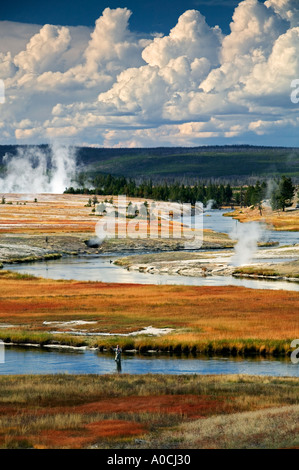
[0,193,235,263]
[0,374,298,449]
[0,272,297,355]
[0,270,39,280]
[227,206,299,231]
[233,260,299,280]
[163,405,299,449]
[4,253,62,264]
[0,193,97,234]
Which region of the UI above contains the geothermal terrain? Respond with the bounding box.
[0,193,298,281]
[0,192,298,351]
[0,192,298,449]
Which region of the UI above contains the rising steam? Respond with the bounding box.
[230,221,263,266]
[204,199,215,211]
[0,143,77,193]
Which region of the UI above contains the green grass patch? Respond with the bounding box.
[8,253,62,264]
[0,270,39,280]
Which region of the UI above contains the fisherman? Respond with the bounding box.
[114,344,122,363]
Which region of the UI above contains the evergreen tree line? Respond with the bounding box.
[238,176,296,211]
[65,173,297,210]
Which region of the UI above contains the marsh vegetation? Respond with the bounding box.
[0,374,298,449]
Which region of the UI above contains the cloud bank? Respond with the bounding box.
[0,0,299,147]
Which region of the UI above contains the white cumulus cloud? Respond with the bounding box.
[0,1,298,147]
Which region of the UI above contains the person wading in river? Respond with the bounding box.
[114,345,122,363]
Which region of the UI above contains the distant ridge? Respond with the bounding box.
[1,144,298,183]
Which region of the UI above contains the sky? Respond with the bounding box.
[0,1,240,35]
[0,0,299,148]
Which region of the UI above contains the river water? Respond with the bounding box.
[4,211,298,291]
[6,208,299,292]
[4,212,299,290]
[6,253,299,291]
[1,346,298,377]
[200,209,299,245]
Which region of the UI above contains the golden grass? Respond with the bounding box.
[0,374,298,449]
[0,273,298,353]
[0,194,189,236]
[167,405,299,449]
[233,260,299,279]
[0,194,151,234]
[227,206,299,232]
[0,194,97,234]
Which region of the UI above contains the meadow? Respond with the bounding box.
[0,374,297,449]
[0,271,298,355]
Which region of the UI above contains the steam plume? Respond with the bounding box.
[230,221,263,266]
[204,199,215,211]
[0,143,77,193]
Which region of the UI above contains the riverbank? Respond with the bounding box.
[0,374,297,449]
[0,270,297,356]
[233,259,299,281]
[225,206,299,231]
[0,229,235,267]
[114,245,299,281]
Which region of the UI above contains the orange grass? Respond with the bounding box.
[0,194,177,235]
[7,420,146,449]
[36,420,147,448]
[228,206,299,231]
[0,194,191,240]
[0,194,98,233]
[3,395,225,419]
[0,276,298,344]
[71,395,225,418]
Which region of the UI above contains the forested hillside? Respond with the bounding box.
[0,144,298,182]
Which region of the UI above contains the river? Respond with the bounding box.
[5,209,299,291]
[199,209,299,245]
[1,346,298,377]
[6,253,299,291]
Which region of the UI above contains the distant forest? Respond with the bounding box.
[0,144,299,183]
[65,173,297,211]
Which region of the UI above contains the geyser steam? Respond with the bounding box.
[230,221,263,266]
[204,199,215,211]
[0,143,77,193]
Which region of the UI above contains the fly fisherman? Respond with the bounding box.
[114,345,122,363]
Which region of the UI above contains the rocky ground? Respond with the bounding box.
[1,233,298,281]
[115,245,299,280]
[0,229,234,265]
[0,233,89,264]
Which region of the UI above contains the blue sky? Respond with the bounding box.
[0,1,239,34]
[0,0,299,147]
